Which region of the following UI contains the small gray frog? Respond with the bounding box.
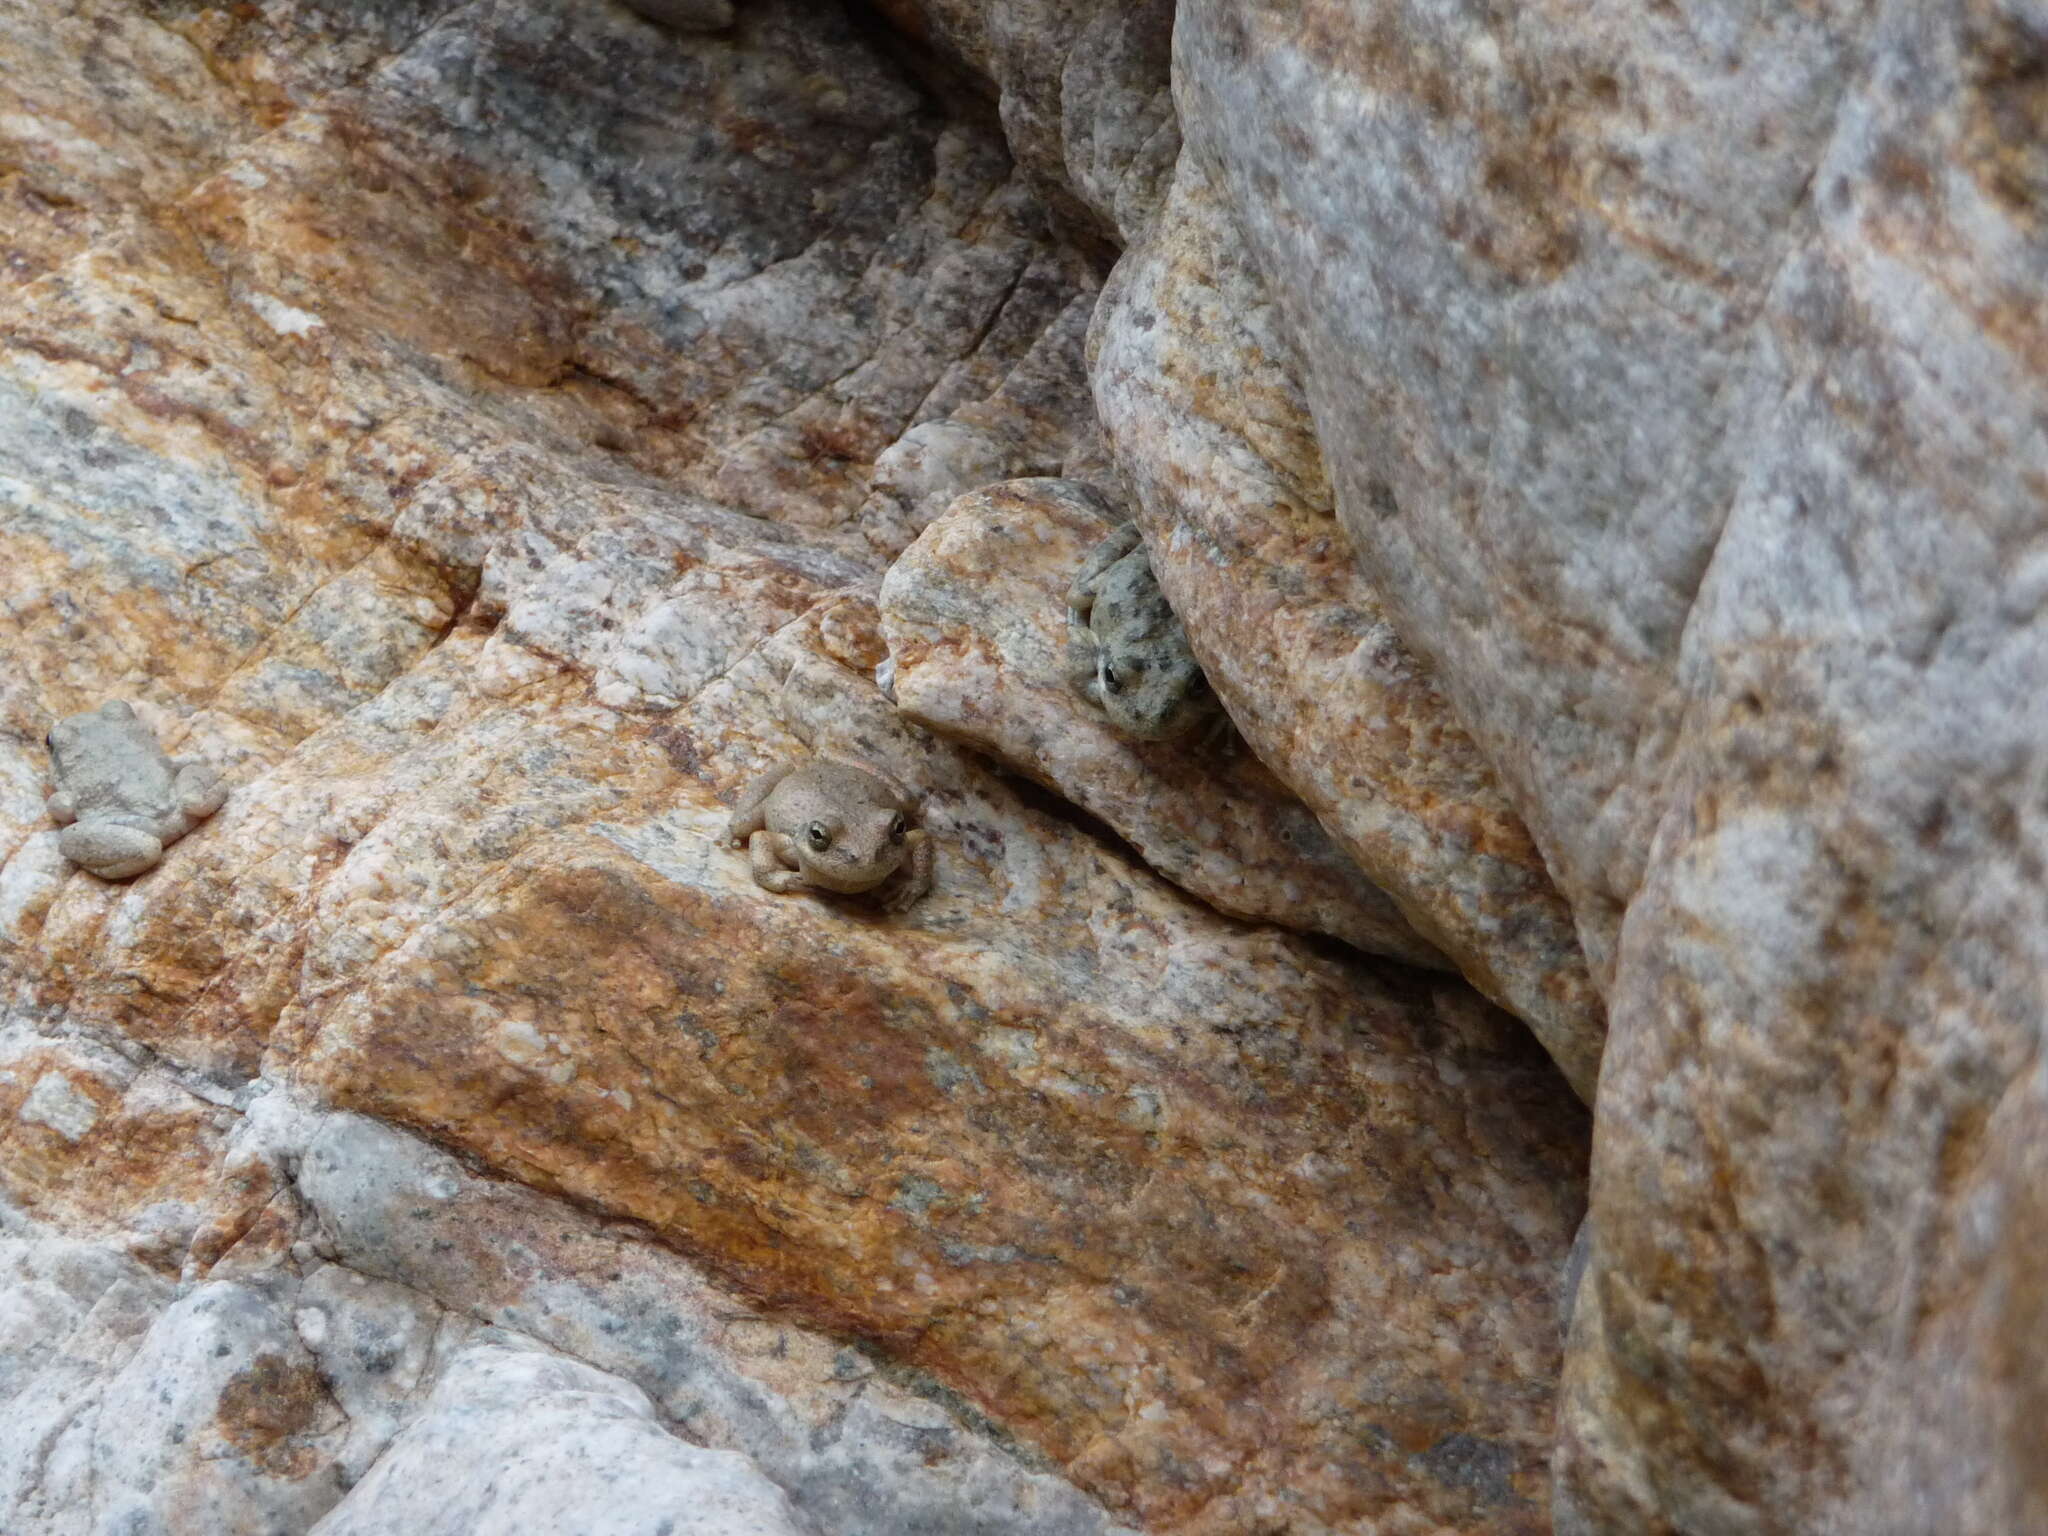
[46,701,228,879]
[725,758,932,911]
[1065,524,1217,741]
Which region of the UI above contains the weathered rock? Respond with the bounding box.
[620,0,737,33]
[859,419,1031,559]
[1175,0,2048,1530]
[866,0,1180,246]
[0,1,1592,1531]
[880,477,1447,965]
[0,1246,350,1536]
[1090,150,1603,1098]
[0,1093,1132,1536]
[290,1104,1135,1536]
[307,1341,808,1536]
[0,1023,236,1263]
[95,1281,350,1534]
[282,591,1585,1532]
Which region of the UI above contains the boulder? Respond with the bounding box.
[0,1,1591,1531]
[1090,150,1603,1098]
[1175,0,2048,1529]
[880,476,1448,965]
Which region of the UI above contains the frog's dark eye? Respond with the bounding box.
[806,822,832,851]
[1101,664,1122,693]
[888,813,908,842]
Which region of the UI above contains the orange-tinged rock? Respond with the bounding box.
[881,476,1448,965]
[1090,152,1604,1099]
[284,601,1587,1532]
[0,2,1592,1531]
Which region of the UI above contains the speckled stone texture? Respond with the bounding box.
[1175,0,2048,1530]
[303,1342,813,1536]
[0,1,1592,1533]
[878,476,1448,965]
[863,0,1180,246]
[1089,149,1603,1100]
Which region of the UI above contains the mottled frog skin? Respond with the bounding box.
[46,701,228,879]
[1064,525,1217,741]
[725,757,932,910]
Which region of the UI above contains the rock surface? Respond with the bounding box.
[18,0,2032,1526]
[1090,149,1604,1099]
[0,1,1593,1533]
[866,0,1180,246]
[284,593,1585,1532]
[1174,0,2048,1530]
[880,477,1448,965]
[306,1341,810,1536]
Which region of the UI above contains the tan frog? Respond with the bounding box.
[725,758,932,910]
[1064,524,1218,741]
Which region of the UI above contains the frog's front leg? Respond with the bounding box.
[59,822,165,880]
[172,760,228,823]
[726,763,794,845]
[1063,619,1104,705]
[46,790,77,826]
[1065,524,1143,621]
[883,829,934,912]
[747,829,810,893]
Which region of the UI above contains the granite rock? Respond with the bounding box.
[0,1,1592,1531]
[285,592,1586,1532]
[865,0,1180,246]
[0,1243,349,1536]
[880,477,1447,965]
[306,1341,810,1536]
[1176,0,2048,1529]
[1090,149,1604,1098]
[619,0,737,33]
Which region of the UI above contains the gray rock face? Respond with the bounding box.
[0,1095,1140,1536]
[619,0,736,32]
[881,477,1447,962]
[307,1341,809,1536]
[1090,146,1604,1098]
[0,4,1587,1533]
[11,0,2039,1527]
[1175,0,2048,1529]
[858,419,1027,559]
[868,0,1180,245]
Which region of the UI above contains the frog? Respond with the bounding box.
[725,757,932,910]
[1064,523,1218,741]
[45,700,228,879]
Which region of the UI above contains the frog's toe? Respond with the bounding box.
[59,823,164,879]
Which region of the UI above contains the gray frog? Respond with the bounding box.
[1065,524,1217,741]
[725,757,932,910]
[45,701,228,879]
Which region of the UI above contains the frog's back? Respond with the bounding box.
[761,760,889,827]
[1096,553,1185,647]
[53,715,179,820]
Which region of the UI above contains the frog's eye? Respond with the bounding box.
[888,812,908,843]
[806,822,832,851]
[1101,664,1122,693]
